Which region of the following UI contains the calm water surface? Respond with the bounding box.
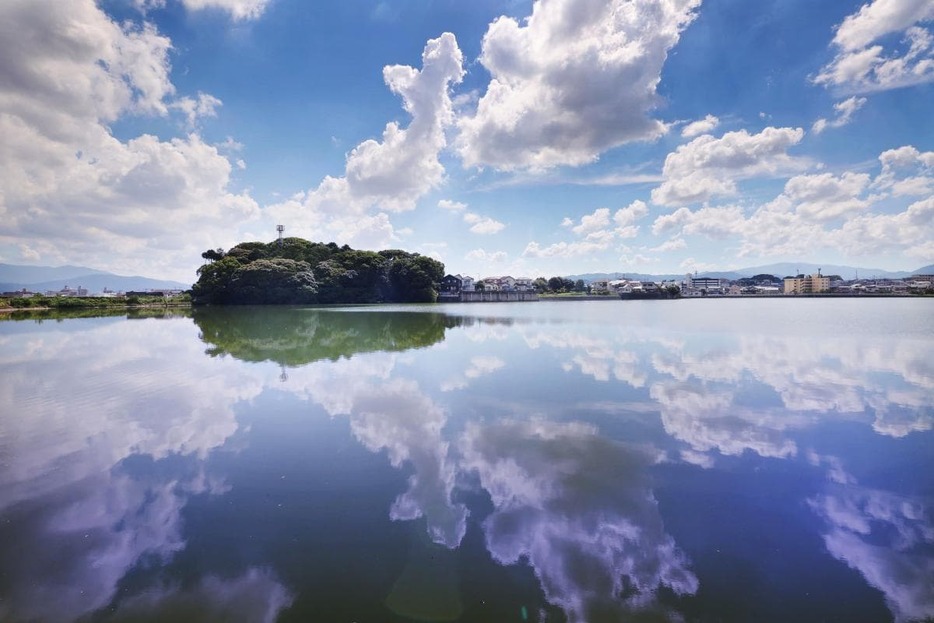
[1,299,932,622]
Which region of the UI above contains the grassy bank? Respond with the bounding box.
[0,293,191,312]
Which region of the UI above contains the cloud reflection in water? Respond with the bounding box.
[810,467,934,623]
[460,419,698,621]
[0,319,286,622]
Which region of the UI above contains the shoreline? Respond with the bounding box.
[3,293,930,313]
[0,303,192,314]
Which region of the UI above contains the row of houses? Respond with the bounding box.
[499,271,934,297]
[440,274,535,293]
[689,271,934,296]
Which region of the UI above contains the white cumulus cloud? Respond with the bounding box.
[0,0,259,282]
[466,248,508,262]
[464,212,506,234]
[456,0,701,171]
[527,200,650,260]
[264,33,464,250]
[651,127,807,207]
[681,114,720,138]
[814,0,934,92]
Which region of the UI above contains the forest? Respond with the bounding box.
[191,238,445,305]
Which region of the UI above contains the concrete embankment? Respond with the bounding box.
[439,291,539,302]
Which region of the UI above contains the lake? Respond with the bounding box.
[1,299,932,623]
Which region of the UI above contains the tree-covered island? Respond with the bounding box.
[192,238,445,305]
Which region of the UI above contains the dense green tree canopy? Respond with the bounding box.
[192,238,444,305]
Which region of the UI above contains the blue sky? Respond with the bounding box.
[1,0,932,282]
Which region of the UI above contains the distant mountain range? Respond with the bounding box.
[567,262,934,283]
[0,263,191,294]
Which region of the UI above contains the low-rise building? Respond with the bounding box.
[682,274,725,295]
[440,274,463,293]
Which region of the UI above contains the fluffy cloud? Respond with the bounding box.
[349,380,468,548]
[0,472,189,622]
[281,355,468,548]
[523,239,611,259]
[653,384,802,459]
[652,205,746,238]
[460,419,698,620]
[456,0,701,171]
[466,248,508,262]
[0,319,260,515]
[437,199,467,212]
[441,355,506,391]
[832,195,934,260]
[178,0,271,20]
[776,171,873,220]
[814,0,934,92]
[518,320,933,460]
[681,114,720,138]
[651,237,687,252]
[613,199,650,236]
[136,0,271,20]
[651,144,934,262]
[651,127,807,206]
[464,211,506,234]
[564,207,612,237]
[810,480,934,623]
[528,200,649,259]
[265,33,464,248]
[171,91,224,129]
[0,0,259,281]
[812,96,867,134]
[0,319,262,622]
[874,145,934,195]
[437,199,506,235]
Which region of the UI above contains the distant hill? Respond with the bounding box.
[566,272,685,282]
[0,263,190,294]
[0,263,109,283]
[567,262,931,283]
[731,262,915,279]
[567,270,745,282]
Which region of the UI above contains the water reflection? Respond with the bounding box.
[0,317,287,622]
[348,379,467,548]
[460,419,697,621]
[809,462,934,623]
[1,303,932,622]
[192,307,463,366]
[517,325,933,461]
[103,568,293,623]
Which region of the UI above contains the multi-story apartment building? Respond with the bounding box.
[783,272,830,295]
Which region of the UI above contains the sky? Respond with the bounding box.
[0,0,932,283]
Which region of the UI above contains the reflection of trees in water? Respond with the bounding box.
[192,307,546,367]
[192,308,465,366]
[3,308,192,322]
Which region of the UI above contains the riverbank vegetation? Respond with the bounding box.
[192,239,444,305]
[0,293,191,312]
